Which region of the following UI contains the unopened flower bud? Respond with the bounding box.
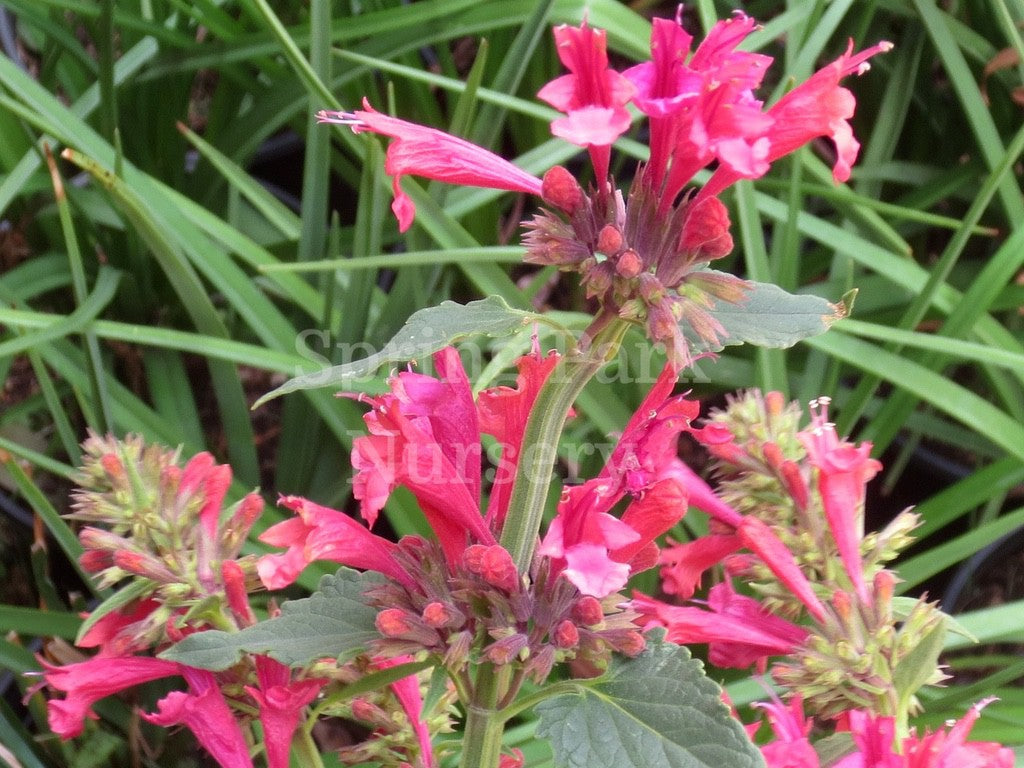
[221,560,256,627]
[680,196,733,260]
[762,441,784,470]
[572,596,605,627]
[615,249,643,278]
[764,391,786,417]
[781,461,809,511]
[422,601,464,629]
[79,549,114,573]
[444,630,473,670]
[99,453,125,486]
[112,550,177,583]
[78,526,129,552]
[832,590,853,623]
[553,620,580,649]
[541,166,584,214]
[597,224,623,256]
[484,633,529,665]
[873,569,895,608]
[351,697,391,729]
[582,260,614,298]
[223,493,265,554]
[464,544,519,592]
[637,273,665,303]
[525,644,556,683]
[376,608,414,638]
[608,629,646,657]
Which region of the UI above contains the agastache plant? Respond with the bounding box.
[32,11,1012,768]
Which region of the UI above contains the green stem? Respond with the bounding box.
[294,720,326,768]
[499,317,630,573]
[460,664,508,768]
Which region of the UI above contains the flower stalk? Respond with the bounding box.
[459,663,509,768]
[499,317,630,574]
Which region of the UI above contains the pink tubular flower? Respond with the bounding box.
[257,495,415,590]
[245,656,328,768]
[538,364,696,596]
[756,694,820,768]
[317,100,542,232]
[76,598,162,657]
[658,533,742,599]
[739,516,828,623]
[833,700,1014,768]
[40,654,182,738]
[142,668,254,768]
[349,347,495,564]
[375,656,437,768]
[633,582,807,669]
[799,397,882,604]
[698,39,894,202]
[625,12,773,210]
[537,21,635,182]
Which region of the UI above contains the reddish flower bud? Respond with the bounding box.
[777,461,808,512]
[615,249,643,278]
[422,601,463,629]
[79,549,114,573]
[873,569,895,605]
[572,596,605,626]
[610,629,646,657]
[99,453,124,484]
[221,560,256,627]
[484,633,529,664]
[464,544,520,592]
[351,697,390,728]
[78,526,127,552]
[762,441,784,470]
[541,165,584,214]
[375,608,413,638]
[764,390,786,417]
[832,589,853,623]
[553,619,580,649]
[112,550,176,583]
[680,196,733,260]
[597,224,623,255]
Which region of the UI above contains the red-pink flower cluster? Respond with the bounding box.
[319,13,889,232]
[756,695,1014,768]
[259,347,688,601]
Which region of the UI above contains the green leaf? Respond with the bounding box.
[160,568,382,670]
[534,630,765,768]
[814,732,856,767]
[696,276,847,352]
[893,614,947,713]
[254,296,562,406]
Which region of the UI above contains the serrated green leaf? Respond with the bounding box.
[692,275,846,352]
[160,568,382,670]
[254,296,563,406]
[534,630,765,768]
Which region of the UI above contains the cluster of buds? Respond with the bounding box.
[310,655,458,768]
[525,167,745,364]
[70,433,264,648]
[637,392,948,720]
[362,536,645,687]
[39,435,463,768]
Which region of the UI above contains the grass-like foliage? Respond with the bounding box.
[1,0,1023,766]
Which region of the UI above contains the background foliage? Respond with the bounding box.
[1,0,1023,765]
